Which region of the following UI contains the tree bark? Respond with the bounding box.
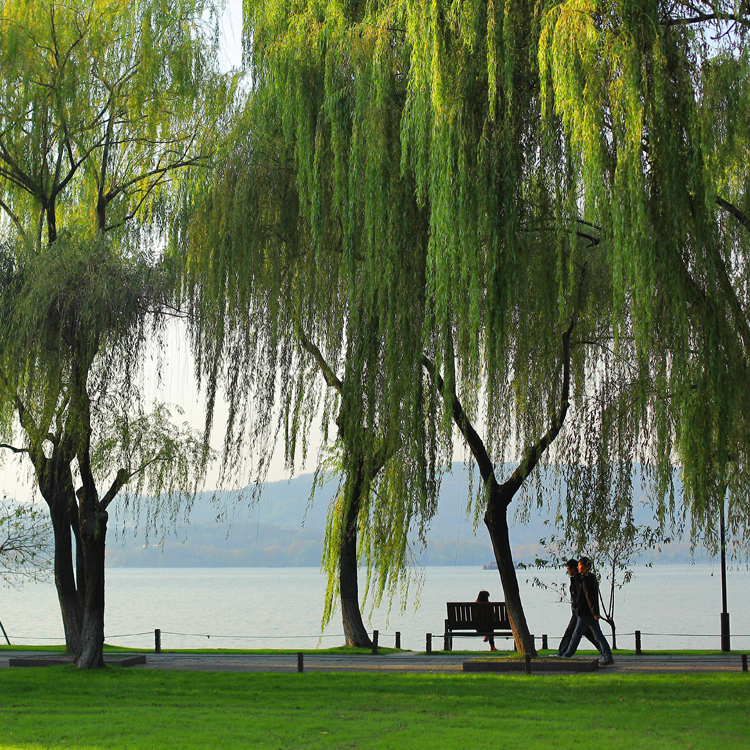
[46,497,83,654]
[484,483,537,655]
[35,442,84,655]
[339,481,373,648]
[75,487,108,669]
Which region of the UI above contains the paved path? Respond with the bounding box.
[2,651,748,674]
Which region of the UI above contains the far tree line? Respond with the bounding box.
[0,0,748,668]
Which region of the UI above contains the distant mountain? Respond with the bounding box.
[105,463,707,567]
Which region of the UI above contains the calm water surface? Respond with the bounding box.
[2,564,748,652]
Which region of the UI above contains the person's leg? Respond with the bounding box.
[557,613,577,655]
[562,615,593,657]
[589,619,614,662]
[585,627,603,654]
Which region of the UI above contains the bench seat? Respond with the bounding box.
[443,601,513,651]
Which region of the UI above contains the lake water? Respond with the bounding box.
[1,564,748,652]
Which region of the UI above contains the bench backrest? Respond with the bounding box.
[446,601,510,630]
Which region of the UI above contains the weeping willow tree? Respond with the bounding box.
[538,1,750,559]
[183,0,628,657]
[0,0,231,668]
[180,4,445,644]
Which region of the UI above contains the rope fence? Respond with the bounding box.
[4,626,750,653]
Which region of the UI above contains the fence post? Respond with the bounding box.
[525,654,532,675]
[426,633,432,654]
[154,629,161,654]
[542,634,548,650]
[372,630,379,655]
[742,654,748,673]
[444,633,451,652]
[297,652,304,673]
[635,630,642,655]
[395,631,401,649]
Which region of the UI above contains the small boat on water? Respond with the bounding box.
[482,561,498,570]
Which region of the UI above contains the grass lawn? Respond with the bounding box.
[1,667,748,749]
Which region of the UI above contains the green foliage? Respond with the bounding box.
[0,498,51,587]
[539,2,750,553]
[0,0,232,244]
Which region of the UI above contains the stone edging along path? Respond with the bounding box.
[2,652,748,675]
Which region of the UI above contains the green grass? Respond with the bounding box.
[1,668,749,749]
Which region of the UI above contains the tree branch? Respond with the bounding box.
[500,318,575,498]
[99,468,130,510]
[421,354,496,485]
[716,195,750,233]
[297,326,344,395]
[0,443,29,454]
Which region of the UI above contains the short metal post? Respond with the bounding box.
[444,633,451,652]
[525,654,532,675]
[742,654,748,673]
[395,631,401,649]
[542,634,548,650]
[155,628,161,654]
[426,633,432,654]
[372,630,379,655]
[635,630,642,655]
[297,652,304,673]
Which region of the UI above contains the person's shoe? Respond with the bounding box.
[483,636,489,642]
[599,657,614,666]
[490,645,497,652]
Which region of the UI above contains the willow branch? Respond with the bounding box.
[99,468,130,510]
[500,318,574,498]
[421,354,496,485]
[0,443,28,454]
[296,326,344,395]
[716,195,750,233]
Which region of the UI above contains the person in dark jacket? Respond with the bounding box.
[476,590,498,651]
[555,558,600,656]
[561,556,614,664]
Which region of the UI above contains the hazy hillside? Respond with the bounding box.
[106,463,704,567]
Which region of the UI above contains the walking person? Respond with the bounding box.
[562,556,614,665]
[555,558,600,656]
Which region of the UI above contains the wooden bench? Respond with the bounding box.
[443,601,513,651]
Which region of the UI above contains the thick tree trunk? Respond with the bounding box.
[485,485,537,656]
[47,499,83,654]
[75,500,108,669]
[339,482,373,649]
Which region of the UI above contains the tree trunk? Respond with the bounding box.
[485,484,537,656]
[47,498,83,654]
[75,498,108,669]
[339,480,373,649]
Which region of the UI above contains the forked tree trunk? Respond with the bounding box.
[424,319,576,657]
